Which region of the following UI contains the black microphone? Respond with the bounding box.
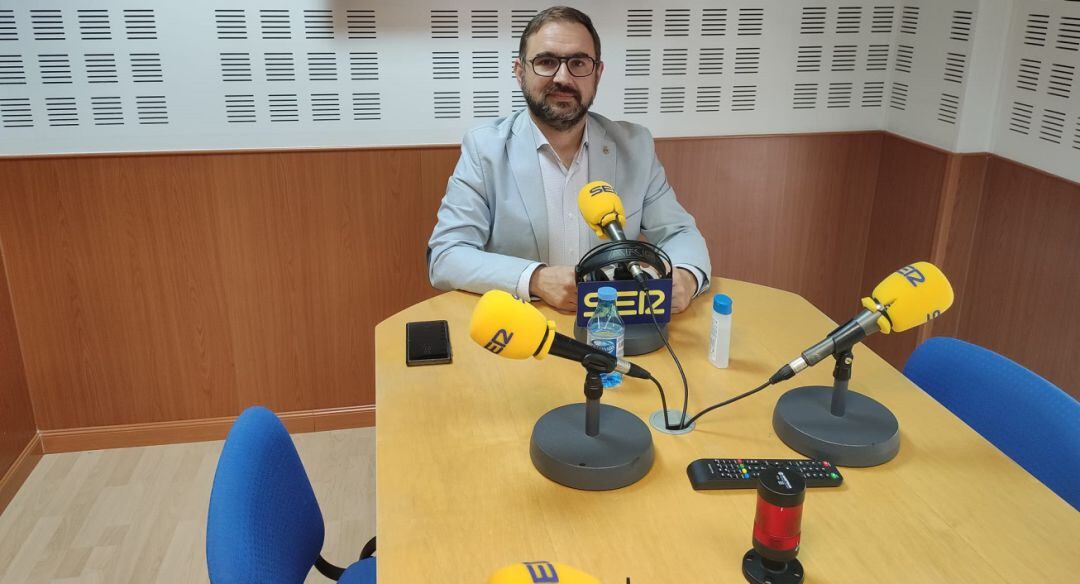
[599,217,629,243]
[791,310,881,370]
[547,331,651,379]
[770,262,955,384]
[768,309,883,385]
[469,290,652,379]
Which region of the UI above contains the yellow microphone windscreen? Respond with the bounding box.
[861,261,954,334]
[469,290,556,359]
[577,180,625,238]
[488,561,601,584]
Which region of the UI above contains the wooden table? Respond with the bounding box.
[376,279,1079,583]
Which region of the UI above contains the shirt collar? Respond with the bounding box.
[529,114,590,153]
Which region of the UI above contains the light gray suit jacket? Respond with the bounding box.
[426,110,712,295]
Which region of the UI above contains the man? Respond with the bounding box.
[427,6,711,314]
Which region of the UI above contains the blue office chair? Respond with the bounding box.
[904,337,1080,509]
[207,406,377,583]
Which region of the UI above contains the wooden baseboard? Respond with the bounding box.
[38,405,375,454]
[0,433,43,515]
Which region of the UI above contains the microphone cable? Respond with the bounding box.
[673,378,773,428]
[635,276,689,431]
[579,240,768,430]
[637,275,781,431]
[577,240,689,428]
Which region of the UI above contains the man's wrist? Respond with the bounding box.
[518,262,544,300]
[675,265,707,297]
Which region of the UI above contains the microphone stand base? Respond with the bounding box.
[742,550,804,584]
[772,386,900,467]
[530,403,654,490]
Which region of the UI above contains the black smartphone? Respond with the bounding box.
[405,320,452,366]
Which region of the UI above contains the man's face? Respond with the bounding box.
[514,21,604,131]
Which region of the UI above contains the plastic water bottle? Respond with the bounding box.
[709,294,733,368]
[587,286,625,388]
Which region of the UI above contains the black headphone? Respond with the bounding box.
[575,240,672,283]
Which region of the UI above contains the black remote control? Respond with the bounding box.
[687,458,844,491]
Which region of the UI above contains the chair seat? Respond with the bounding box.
[338,557,376,584]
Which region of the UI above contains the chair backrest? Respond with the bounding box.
[904,337,1080,509]
[207,406,325,583]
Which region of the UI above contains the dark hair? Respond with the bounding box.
[518,6,601,61]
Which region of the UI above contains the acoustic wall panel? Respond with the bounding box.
[952,0,1012,155]
[0,1,899,155]
[992,0,1080,183]
[1,1,1075,184]
[883,0,982,151]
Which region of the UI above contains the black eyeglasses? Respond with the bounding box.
[525,55,599,77]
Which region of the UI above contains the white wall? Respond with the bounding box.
[989,0,1080,181]
[886,0,1080,184]
[0,1,898,153]
[0,1,1077,182]
[883,0,985,151]
[954,0,1011,153]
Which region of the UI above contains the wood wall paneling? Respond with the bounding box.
[419,146,463,291]
[0,246,37,480]
[0,149,453,430]
[1,132,1075,449]
[205,149,434,413]
[923,154,990,341]
[2,135,886,440]
[957,157,1080,398]
[0,435,40,515]
[860,134,950,369]
[0,157,239,429]
[656,133,883,324]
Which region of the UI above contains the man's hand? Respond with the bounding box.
[529,265,578,313]
[671,267,699,314]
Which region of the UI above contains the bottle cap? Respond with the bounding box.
[713,294,733,315]
[598,286,617,302]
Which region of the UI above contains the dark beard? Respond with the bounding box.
[522,82,593,131]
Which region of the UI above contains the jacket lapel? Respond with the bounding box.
[507,111,549,264]
[587,115,618,248]
[587,114,617,188]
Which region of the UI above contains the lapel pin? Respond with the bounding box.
[602,146,610,155]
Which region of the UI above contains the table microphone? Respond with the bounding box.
[469,290,651,379]
[577,180,648,284]
[471,290,657,490]
[768,261,954,466]
[770,261,954,383]
[488,561,601,584]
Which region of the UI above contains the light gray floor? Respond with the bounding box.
[0,427,376,583]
